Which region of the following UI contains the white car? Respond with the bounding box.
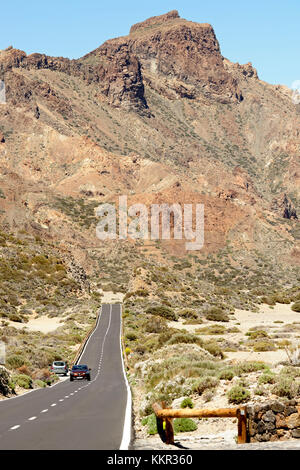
[51,361,68,376]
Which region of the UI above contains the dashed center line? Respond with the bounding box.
[5,307,112,440]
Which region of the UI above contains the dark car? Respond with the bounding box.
[70,364,91,381]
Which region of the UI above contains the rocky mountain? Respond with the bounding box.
[0,10,299,286]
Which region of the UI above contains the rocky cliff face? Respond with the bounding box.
[128,11,243,103]
[0,46,147,112]
[0,11,244,111]
[82,10,243,106]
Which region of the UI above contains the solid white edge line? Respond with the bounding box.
[119,303,132,450]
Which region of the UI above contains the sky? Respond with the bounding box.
[0,0,299,88]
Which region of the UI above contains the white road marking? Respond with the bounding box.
[28,416,37,421]
[51,403,56,407]
[10,425,20,430]
[59,399,64,402]
[119,304,132,450]
[41,409,48,413]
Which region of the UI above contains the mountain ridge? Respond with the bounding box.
[0,10,299,275]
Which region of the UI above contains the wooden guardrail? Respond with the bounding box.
[153,402,248,445]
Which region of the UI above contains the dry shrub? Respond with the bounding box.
[32,368,51,382]
[17,365,31,377]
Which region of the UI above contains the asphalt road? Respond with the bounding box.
[0,303,130,450]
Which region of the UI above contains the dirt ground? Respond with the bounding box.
[98,290,125,304]
[168,302,300,365]
[5,314,64,333]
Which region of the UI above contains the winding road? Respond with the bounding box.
[0,303,131,450]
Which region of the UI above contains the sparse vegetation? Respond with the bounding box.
[181,397,194,409]
[227,385,251,404]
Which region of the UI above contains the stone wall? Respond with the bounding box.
[247,400,300,442]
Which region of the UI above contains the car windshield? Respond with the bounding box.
[72,365,88,370]
[53,362,65,366]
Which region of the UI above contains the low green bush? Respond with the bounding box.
[205,307,229,322]
[144,317,166,333]
[245,330,268,339]
[178,309,198,319]
[180,398,194,409]
[258,372,276,385]
[142,413,157,435]
[167,332,201,346]
[126,331,138,341]
[34,379,46,388]
[252,340,276,352]
[291,302,300,313]
[227,385,250,404]
[218,369,235,381]
[261,296,276,306]
[197,325,226,335]
[12,373,33,389]
[146,305,177,321]
[273,293,291,304]
[233,361,268,376]
[272,377,300,399]
[173,418,197,433]
[5,354,29,369]
[193,376,219,395]
[202,341,224,358]
[254,387,265,396]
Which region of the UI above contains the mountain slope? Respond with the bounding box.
[0,10,299,280]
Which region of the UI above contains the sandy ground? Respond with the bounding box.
[4,315,64,333]
[3,293,121,334]
[168,302,300,365]
[98,290,125,304]
[234,303,300,333]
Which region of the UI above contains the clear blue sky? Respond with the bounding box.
[0,0,299,87]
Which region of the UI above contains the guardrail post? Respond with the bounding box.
[162,401,174,445]
[237,406,248,444]
[153,402,166,443]
[153,402,174,445]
